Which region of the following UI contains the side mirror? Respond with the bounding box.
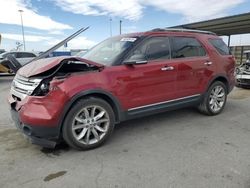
[124,60,148,65]
[123,54,147,65]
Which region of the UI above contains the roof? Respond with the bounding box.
[171,12,250,36]
[149,28,216,35]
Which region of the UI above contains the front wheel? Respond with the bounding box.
[62,97,115,150]
[198,81,227,116]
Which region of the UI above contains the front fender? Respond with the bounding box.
[57,89,124,132]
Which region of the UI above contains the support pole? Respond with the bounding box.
[109,18,112,37]
[119,20,122,35]
[228,35,231,47]
[18,10,26,51]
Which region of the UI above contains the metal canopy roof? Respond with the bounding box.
[171,12,250,36]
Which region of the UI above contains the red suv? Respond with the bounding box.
[9,29,235,150]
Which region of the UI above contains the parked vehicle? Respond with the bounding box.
[236,50,250,88]
[0,49,5,54]
[0,51,37,73]
[8,29,235,150]
[2,28,89,74]
[48,51,71,57]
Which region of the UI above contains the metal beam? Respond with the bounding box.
[228,35,231,47]
[171,12,250,36]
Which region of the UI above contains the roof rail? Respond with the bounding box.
[150,28,216,35]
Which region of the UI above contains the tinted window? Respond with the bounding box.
[172,37,206,58]
[209,39,230,55]
[127,37,170,62]
[17,52,36,58]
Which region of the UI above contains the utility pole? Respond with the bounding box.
[109,18,112,37]
[119,20,122,35]
[18,9,26,51]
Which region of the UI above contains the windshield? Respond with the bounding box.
[81,36,139,65]
[75,50,88,57]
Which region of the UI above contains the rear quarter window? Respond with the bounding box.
[209,39,230,55]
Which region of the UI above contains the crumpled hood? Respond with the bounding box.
[17,56,104,77]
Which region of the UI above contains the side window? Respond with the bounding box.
[16,53,23,58]
[17,52,36,58]
[6,53,17,58]
[171,37,206,58]
[127,37,170,62]
[26,53,36,57]
[209,39,230,55]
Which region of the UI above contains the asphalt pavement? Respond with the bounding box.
[1,76,250,188]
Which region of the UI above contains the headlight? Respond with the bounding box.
[40,83,49,92]
[33,81,50,96]
[235,68,240,74]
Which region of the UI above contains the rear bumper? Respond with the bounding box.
[10,108,60,148]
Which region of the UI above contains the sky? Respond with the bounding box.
[0,0,250,51]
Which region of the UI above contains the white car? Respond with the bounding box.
[0,51,37,67]
[236,50,250,88]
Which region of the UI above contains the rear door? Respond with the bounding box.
[170,36,215,98]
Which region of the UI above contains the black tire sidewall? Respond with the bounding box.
[62,97,115,150]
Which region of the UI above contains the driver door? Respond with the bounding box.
[110,36,178,111]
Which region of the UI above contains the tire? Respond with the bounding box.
[198,81,227,116]
[62,97,115,150]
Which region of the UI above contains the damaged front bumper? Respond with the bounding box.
[236,74,250,86]
[8,80,69,148]
[235,63,250,87]
[10,107,59,148]
[236,69,250,86]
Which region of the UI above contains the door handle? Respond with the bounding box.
[204,61,213,66]
[161,66,174,71]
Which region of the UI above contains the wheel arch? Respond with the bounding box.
[58,89,124,132]
[207,75,230,93]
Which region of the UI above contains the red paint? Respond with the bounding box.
[9,31,236,128]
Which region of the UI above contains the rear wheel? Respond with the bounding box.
[198,81,227,115]
[62,97,115,150]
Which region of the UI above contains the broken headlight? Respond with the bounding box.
[40,83,50,93]
[33,81,50,96]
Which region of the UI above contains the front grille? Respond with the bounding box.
[238,79,250,84]
[11,74,42,100]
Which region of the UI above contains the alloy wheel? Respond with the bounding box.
[72,105,110,145]
[209,85,226,113]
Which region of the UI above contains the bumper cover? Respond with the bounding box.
[10,109,59,148]
[236,74,250,86]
